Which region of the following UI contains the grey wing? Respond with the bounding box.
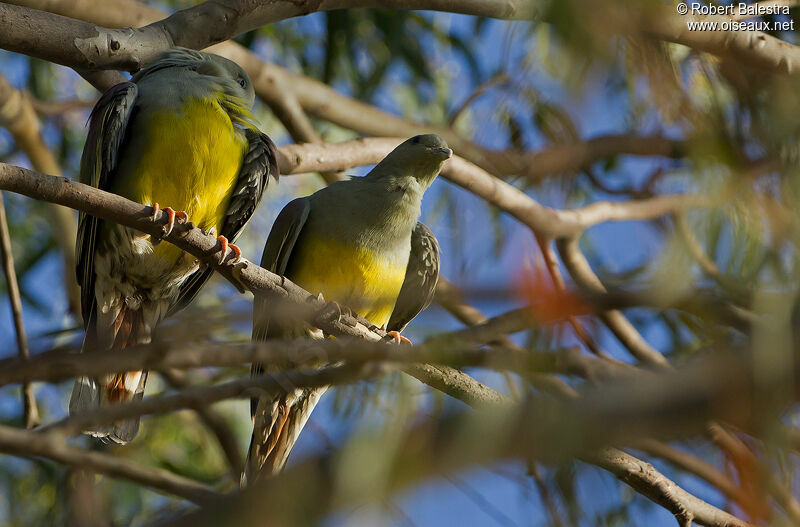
[76,82,138,327]
[169,129,279,315]
[387,222,440,332]
[252,197,311,342]
[248,197,315,479]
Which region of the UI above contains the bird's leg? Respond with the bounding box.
[387,331,412,344]
[381,325,412,344]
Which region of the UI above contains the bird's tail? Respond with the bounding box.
[244,384,327,482]
[69,304,150,444]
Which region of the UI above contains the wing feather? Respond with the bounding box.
[248,197,315,479]
[76,82,138,326]
[251,197,311,342]
[387,222,440,332]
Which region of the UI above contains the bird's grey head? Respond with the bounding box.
[133,48,255,107]
[368,134,452,189]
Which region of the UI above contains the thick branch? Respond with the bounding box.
[0,159,508,420]
[4,0,690,182]
[277,138,704,239]
[0,162,381,340]
[0,1,537,73]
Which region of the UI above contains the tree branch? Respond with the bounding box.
[156,349,766,527]
[0,72,80,314]
[159,369,244,481]
[3,0,691,183]
[40,363,384,437]
[277,138,704,239]
[0,1,539,73]
[0,424,218,503]
[0,194,39,428]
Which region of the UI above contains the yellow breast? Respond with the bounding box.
[287,235,407,327]
[113,97,247,262]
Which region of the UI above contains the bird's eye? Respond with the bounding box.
[411,136,421,144]
[238,78,247,88]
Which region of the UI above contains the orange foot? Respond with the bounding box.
[150,202,189,237]
[386,330,411,344]
[216,234,241,265]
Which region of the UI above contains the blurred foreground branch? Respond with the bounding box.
[0,424,218,503]
[157,347,769,527]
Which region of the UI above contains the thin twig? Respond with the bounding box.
[0,72,80,313]
[0,424,218,503]
[0,194,39,428]
[160,369,244,481]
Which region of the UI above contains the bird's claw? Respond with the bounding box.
[216,235,241,265]
[150,203,189,238]
[320,301,357,326]
[230,259,249,293]
[385,330,412,344]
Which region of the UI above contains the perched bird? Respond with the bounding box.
[70,48,278,444]
[247,134,447,480]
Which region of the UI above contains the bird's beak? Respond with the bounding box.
[434,147,453,159]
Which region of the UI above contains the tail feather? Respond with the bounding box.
[69,372,148,444]
[69,304,150,444]
[245,386,327,483]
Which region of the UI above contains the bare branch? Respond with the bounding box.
[0,162,382,340]
[587,448,748,527]
[4,0,691,183]
[40,363,383,437]
[632,439,756,515]
[0,73,80,314]
[275,138,703,240]
[0,194,39,428]
[557,237,671,367]
[0,1,537,73]
[160,369,244,481]
[0,424,218,503]
[642,5,800,75]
